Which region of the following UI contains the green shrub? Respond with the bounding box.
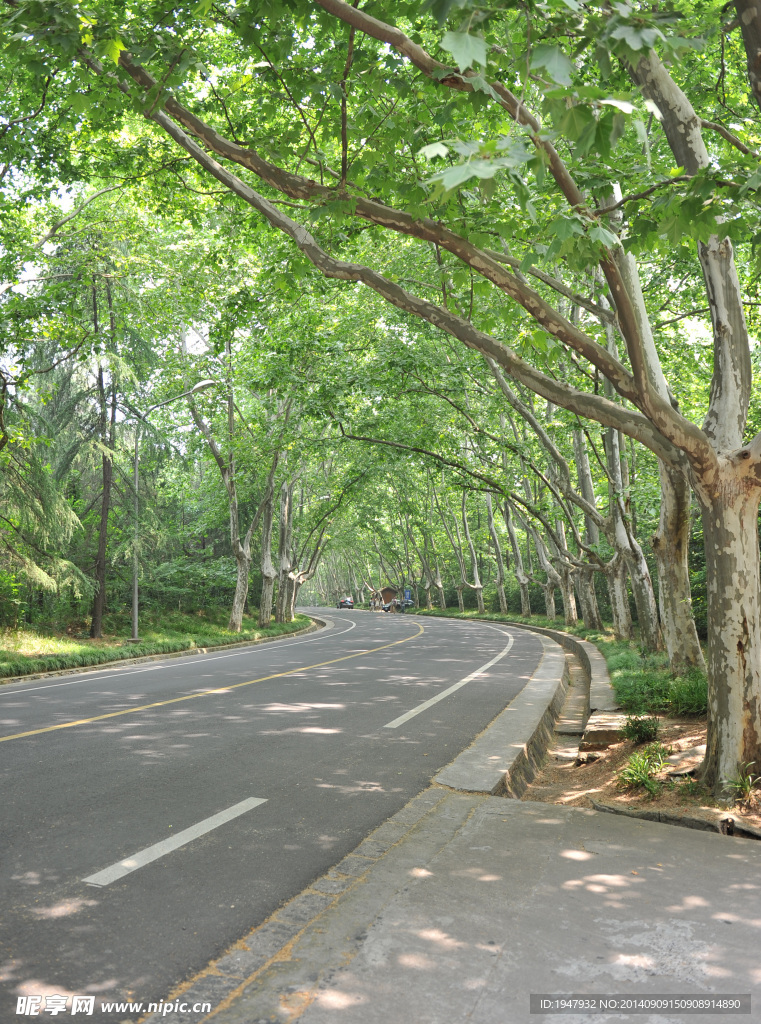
[621,715,660,744]
[606,649,642,673]
[0,613,311,680]
[617,743,670,795]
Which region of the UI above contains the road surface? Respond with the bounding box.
[0,609,542,1020]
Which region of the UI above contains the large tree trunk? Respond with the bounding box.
[559,565,578,627]
[277,575,295,622]
[603,411,660,650]
[623,540,661,652]
[541,581,556,620]
[289,578,300,619]
[259,574,275,628]
[698,483,761,793]
[258,476,277,628]
[605,554,633,640]
[228,547,251,632]
[652,462,706,672]
[275,480,294,623]
[576,565,603,630]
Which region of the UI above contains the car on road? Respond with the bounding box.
[337,597,354,608]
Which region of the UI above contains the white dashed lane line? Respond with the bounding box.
[83,797,268,887]
[383,631,515,729]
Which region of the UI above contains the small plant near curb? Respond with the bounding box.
[620,715,660,744]
[617,743,670,796]
[726,762,760,810]
[670,776,704,798]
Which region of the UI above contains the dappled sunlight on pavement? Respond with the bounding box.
[214,796,761,1024]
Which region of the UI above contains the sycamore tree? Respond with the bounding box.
[7,0,761,792]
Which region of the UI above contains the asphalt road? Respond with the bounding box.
[0,609,542,1021]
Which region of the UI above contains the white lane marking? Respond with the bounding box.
[383,634,515,729]
[0,619,358,697]
[82,797,267,887]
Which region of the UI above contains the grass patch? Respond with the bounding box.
[0,609,311,681]
[415,608,707,718]
[616,742,670,796]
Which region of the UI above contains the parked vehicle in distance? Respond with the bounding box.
[337,597,354,608]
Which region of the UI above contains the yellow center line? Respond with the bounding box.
[0,623,425,745]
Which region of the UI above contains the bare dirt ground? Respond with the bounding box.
[521,716,761,834]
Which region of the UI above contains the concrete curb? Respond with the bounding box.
[488,621,617,713]
[589,798,761,840]
[0,618,323,687]
[434,633,568,797]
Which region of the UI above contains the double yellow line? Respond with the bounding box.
[0,623,425,745]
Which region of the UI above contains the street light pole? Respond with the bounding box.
[129,380,216,642]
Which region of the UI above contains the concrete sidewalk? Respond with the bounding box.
[208,793,759,1024]
[142,627,759,1024]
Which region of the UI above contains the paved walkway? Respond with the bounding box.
[202,791,759,1024]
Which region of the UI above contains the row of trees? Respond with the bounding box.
[3,0,761,792]
[0,193,360,632]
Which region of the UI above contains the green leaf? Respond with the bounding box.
[589,222,619,249]
[423,0,472,25]
[103,37,127,65]
[441,31,487,72]
[558,104,594,140]
[530,44,574,87]
[547,215,584,241]
[418,142,450,160]
[740,167,761,196]
[599,97,635,114]
[468,74,500,101]
[69,92,91,114]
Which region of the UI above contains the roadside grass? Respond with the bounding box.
[415,608,707,717]
[0,609,311,681]
[616,742,671,796]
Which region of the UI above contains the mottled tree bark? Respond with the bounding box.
[697,470,761,792]
[576,566,603,631]
[258,476,276,628]
[652,462,706,672]
[486,493,508,614]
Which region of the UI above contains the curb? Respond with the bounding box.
[589,798,761,841]
[434,633,569,797]
[482,620,616,713]
[0,618,323,687]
